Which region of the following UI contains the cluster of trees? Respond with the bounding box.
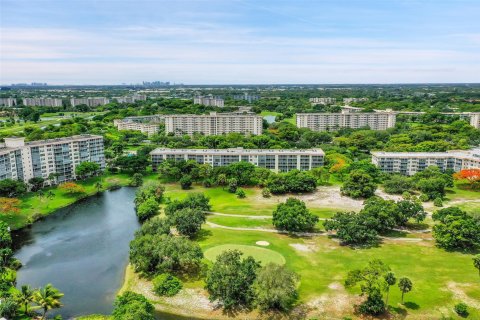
[158,160,319,195]
[164,193,211,238]
[324,196,426,246]
[345,260,413,316]
[383,166,454,202]
[454,168,480,190]
[0,222,64,319]
[272,198,319,232]
[112,291,155,320]
[205,250,299,312]
[432,207,480,251]
[133,182,165,221]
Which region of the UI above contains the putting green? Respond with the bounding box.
[204,244,286,265]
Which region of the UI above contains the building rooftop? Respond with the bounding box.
[151,147,324,155]
[1,135,103,153]
[371,148,480,159]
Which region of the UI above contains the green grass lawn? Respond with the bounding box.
[207,215,273,229]
[204,244,286,265]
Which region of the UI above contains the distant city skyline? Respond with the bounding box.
[1,0,479,84]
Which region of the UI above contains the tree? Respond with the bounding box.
[164,193,211,217]
[227,177,238,193]
[473,255,480,277]
[324,212,379,246]
[272,198,319,232]
[398,277,413,304]
[136,197,159,221]
[15,285,34,315]
[153,273,183,296]
[59,182,85,194]
[0,197,21,214]
[345,260,390,315]
[94,181,103,193]
[75,161,101,178]
[130,173,144,187]
[341,170,377,199]
[28,177,45,191]
[384,272,396,306]
[262,188,271,198]
[254,263,299,312]
[129,234,203,275]
[0,296,18,318]
[134,182,165,205]
[432,207,480,251]
[0,179,27,197]
[417,178,447,200]
[169,207,206,238]
[32,284,64,319]
[135,217,171,237]
[226,161,256,185]
[453,168,480,189]
[113,291,155,320]
[205,250,260,310]
[217,173,227,188]
[180,175,193,190]
[383,175,415,194]
[0,222,12,248]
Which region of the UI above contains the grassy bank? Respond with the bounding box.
[1,173,158,230]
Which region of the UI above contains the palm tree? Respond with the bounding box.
[384,271,396,307]
[32,284,64,319]
[15,285,35,315]
[95,181,103,193]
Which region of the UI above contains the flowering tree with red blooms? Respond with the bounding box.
[453,169,480,189]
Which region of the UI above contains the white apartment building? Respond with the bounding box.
[469,113,480,129]
[343,98,369,104]
[309,97,336,105]
[193,96,225,107]
[70,97,110,107]
[151,147,325,173]
[371,149,480,176]
[0,135,105,184]
[0,98,17,107]
[296,111,396,131]
[23,98,62,107]
[114,95,147,103]
[113,120,160,136]
[164,112,263,136]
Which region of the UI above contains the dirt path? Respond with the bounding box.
[208,211,327,220]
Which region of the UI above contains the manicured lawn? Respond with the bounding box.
[204,244,286,265]
[207,215,273,229]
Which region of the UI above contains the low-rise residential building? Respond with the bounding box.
[150,147,324,173]
[113,120,160,136]
[309,97,336,105]
[164,112,263,136]
[233,93,260,103]
[23,98,62,107]
[296,111,396,131]
[343,98,369,104]
[70,97,109,107]
[0,98,16,107]
[114,95,147,103]
[371,149,480,175]
[0,135,105,184]
[193,96,224,107]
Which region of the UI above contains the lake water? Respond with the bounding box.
[13,187,139,319]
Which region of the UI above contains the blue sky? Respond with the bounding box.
[0,0,479,84]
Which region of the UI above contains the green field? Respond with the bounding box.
[204,244,286,265]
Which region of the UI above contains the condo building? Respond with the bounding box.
[114,95,147,104]
[150,147,325,173]
[164,112,263,136]
[193,96,225,107]
[371,149,480,176]
[309,97,336,105]
[0,135,105,184]
[0,98,17,107]
[296,111,396,131]
[343,98,369,104]
[70,97,110,107]
[113,120,160,136]
[23,98,62,107]
[233,93,260,103]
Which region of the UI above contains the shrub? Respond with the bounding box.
[136,197,159,221]
[236,188,246,198]
[419,194,429,202]
[130,173,144,187]
[153,273,182,296]
[433,197,443,207]
[262,188,271,198]
[454,303,468,317]
[180,175,193,190]
[227,178,238,193]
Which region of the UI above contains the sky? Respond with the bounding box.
[0,0,479,85]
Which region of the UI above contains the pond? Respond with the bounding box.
[13,187,139,318]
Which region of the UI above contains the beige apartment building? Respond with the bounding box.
[343,98,369,104]
[296,111,396,131]
[0,98,17,107]
[114,95,147,103]
[371,149,480,175]
[193,96,224,107]
[164,112,263,136]
[0,135,105,184]
[309,97,336,105]
[70,97,110,107]
[113,119,160,136]
[151,147,324,173]
[23,98,63,107]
